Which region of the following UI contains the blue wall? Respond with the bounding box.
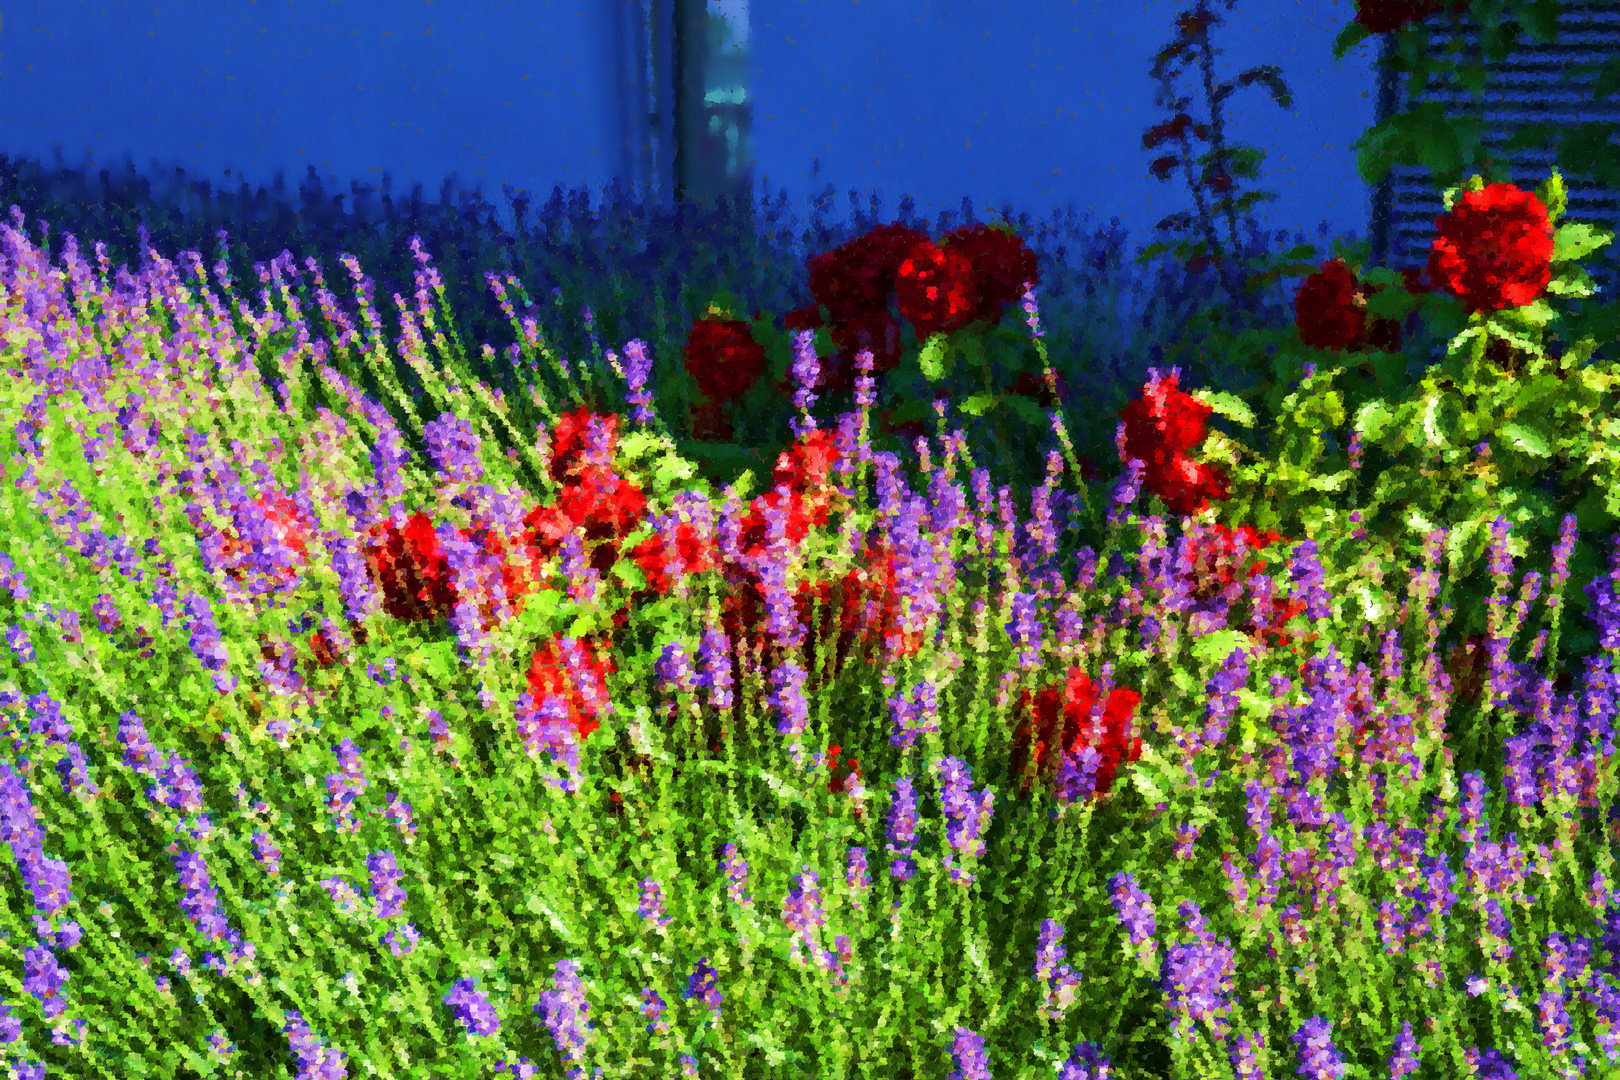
[0,0,1384,267]
[749,0,1384,261]
[0,0,637,234]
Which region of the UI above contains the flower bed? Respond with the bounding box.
[2,4,1620,1075]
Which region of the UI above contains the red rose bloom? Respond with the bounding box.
[546,408,622,486]
[807,223,931,323]
[1353,0,1469,34]
[894,239,981,341]
[1295,259,1371,352]
[1119,371,1214,462]
[1426,182,1556,316]
[939,223,1041,327]
[1011,667,1145,802]
[684,316,768,403]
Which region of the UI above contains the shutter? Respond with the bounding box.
[1367,0,1620,304]
[617,0,753,220]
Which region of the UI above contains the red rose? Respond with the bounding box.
[771,429,844,495]
[1143,451,1230,517]
[1291,258,1407,356]
[1353,0,1469,35]
[546,408,622,487]
[1119,373,1231,514]
[807,223,931,323]
[684,316,768,404]
[627,521,717,596]
[1427,182,1556,316]
[894,239,982,341]
[1119,371,1214,461]
[938,223,1041,327]
[361,511,462,624]
[522,634,618,743]
[1011,667,1145,802]
[1294,259,1371,352]
[522,465,650,575]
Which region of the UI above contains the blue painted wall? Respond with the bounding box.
[0,0,1385,266]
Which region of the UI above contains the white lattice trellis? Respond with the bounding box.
[1367,0,1620,302]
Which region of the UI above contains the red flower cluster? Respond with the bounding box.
[1427,183,1556,316]
[1173,521,1311,653]
[215,490,319,593]
[1294,258,1406,354]
[683,317,769,406]
[1293,184,1554,364]
[1009,668,1145,804]
[1352,0,1471,35]
[782,221,1042,398]
[1118,369,1231,516]
[212,412,886,818]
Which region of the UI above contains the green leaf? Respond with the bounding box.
[1133,240,1178,267]
[1363,286,1418,321]
[1553,219,1615,267]
[1331,21,1372,60]
[959,393,999,418]
[956,332,989,379]
[1352,398,1401,444]
[1208,189,1280,219]
[918,334,951,381]
[1592,54,1620,100]
[1536,168,1569,225]
[1520,0,1564,45]
[1187,629,1253,672]
[1495,422,1552,459]
[1001,393,1054,429]
[1455,61,1488,98]
[1194,144,1266,180]
[1305,468,1356,494]
[1197,389,1257,429]
[703,288,745,321]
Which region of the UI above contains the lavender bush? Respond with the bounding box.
[0,181,1617,1080]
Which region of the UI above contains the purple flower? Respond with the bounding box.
[367,851,408,921]
[616,339,656,424]
[889,679,941,751]
[936,756,994,886]
[444,977,501,1038]
[948,1026,992,1080]
[536,959,597,1077]
[1005,590,1044,671]
[1057,1041,1113,1080]
[282,1008,350,1079]
[423,413,484,487]
[718,843,752,907]
[781,865,828,965]
[1387,1020,1420,1078]
[1291,1015,1347,1079]
[684,957,723,1015]
[381,922,420,958]
[22,944,70,1019]
[637,877,673,931]
[1033,919,1083,1022]
[640,987,669,1035]
[1108,871,1157,945]
[885,776,920,881]
[1157,935,1237,1044]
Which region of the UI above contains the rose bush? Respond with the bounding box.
[1125,0,1620,725]
[204,407,919,818]
[1008,666,1145,806]
[673,219,1071,506]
